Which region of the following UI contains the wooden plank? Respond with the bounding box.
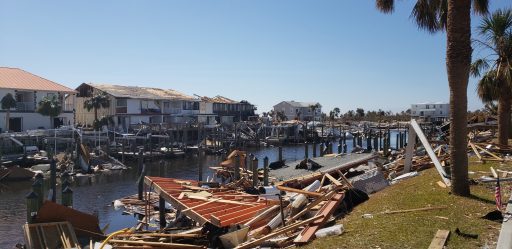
[428,229,450,249]
[409,119,451,186]
[403,123,416,173]
[324,173,343,186]
[473,144,504,161]
[468,142,482,160]
[109,239,205,249]
[382,206,448,215]
[287,190,336,224]
[294,193,345,244]
[234,215,325,249]
[497,189,512,248]
[491,167,498,178]
[276,185,324,198]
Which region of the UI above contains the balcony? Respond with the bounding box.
[15,102,35,112]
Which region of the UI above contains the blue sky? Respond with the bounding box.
[1,1,510,114]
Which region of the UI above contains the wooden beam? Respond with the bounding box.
[473,144,504,161]
[468,142,482,160]
[428,230,450,249]
[287,190,336,224]
[234,215,325,249]
[324,173,343,186]
[276,185,324,198]
[382,206,448,215]
[108,239,205,249]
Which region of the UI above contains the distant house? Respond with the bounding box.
[75,83,216,131]
[410,102,449,122]
[273,101,322,121]
[201,96,256,124]
[0,67,76,132]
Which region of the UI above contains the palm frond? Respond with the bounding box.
[470,58,490,77]
[376,0,394,14]
[472,0,489,16]
[477,70,501,103]
[410,0,443,33]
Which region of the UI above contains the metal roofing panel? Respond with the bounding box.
[0,67,76,93]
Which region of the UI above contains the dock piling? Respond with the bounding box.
[304,142,309,159]
[312,143,317,158]
[26,191,38,224]
[252,157,258,187]
[278,146,283,161]
[50,158,56,203]
[62,186,73,208]
[33,173,44,208]
[263,156,269,186]
[159,196,166,229]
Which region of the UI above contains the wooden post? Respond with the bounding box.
[312,143,317,157]
[396,133,399,150]
[234,154,240,181]
[33,173,44,208]
[61,171,70,193]
[121,138,125,164]
[149,134,153,157]
[159,196,166,229]
[50,158,56,203]
[62,186,73,208]
[338,143,342,154]
[373,136,378,151]
[252,157,258,187]
[304,142,309,159]
[343,143,347,153]
[319,143,324,157]
[26,191,38,224]
[138,149,145,200]
[263,156,269,186]
[278,146,283,161]
[198,147,203,182]
[366,137,371,151]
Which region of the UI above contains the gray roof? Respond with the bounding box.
[88,83,196,101]
[279,101,321,108]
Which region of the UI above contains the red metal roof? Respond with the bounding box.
[145,176,273,227]
[0,67,76,93]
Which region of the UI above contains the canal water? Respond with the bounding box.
[0,131,406,248]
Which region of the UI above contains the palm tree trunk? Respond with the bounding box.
[498,89,511,146]
[446,0,471,196]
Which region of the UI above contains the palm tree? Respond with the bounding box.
[471,9,512,146]
[376,0,489,196]
[37,95,62,129]
[309,103,320,123]
[84,91,110,129]
[1,93,16,132]
[333,107,341,118]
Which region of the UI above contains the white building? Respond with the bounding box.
[0,67,76,132]
[273,101,322,121]
[75,83,216,131]
[410,102,449,122]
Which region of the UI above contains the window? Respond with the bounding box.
[164,102,170,109]
[426,105,430,109]
[433,105,436,108]
[116,99,127,107]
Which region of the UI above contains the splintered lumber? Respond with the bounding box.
[468,142,482,160]
[114,233,201,238]
[293,192,345,244]
[428,230,450,249]
[324,173,343,186]
[234,215,325,249]
[408,119,451,186]
[473,144,505,161]
[109,239,205,248]
[23,222,80,249]
[287,190,336,224]
[382,205,448,215]
[491,167,498,178]
[244,205,280,227]
[276,185,324,198]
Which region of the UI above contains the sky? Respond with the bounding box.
[1,0,511,114]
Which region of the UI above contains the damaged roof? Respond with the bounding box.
[279,101,321,108]
[0,67,76,93]
[201,95,244,104]
[85,83,196,101]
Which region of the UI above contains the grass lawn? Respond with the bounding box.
[305,157,512,249]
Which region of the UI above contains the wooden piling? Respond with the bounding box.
[343,143,347,153]
[319,143,324,157]
[278,146,283,161]
[50,158,56,203]
[338,143,342,154]
[252,157,258,187]
[234,154,240,181]
[33,173,44,208]
[304,142,309,159]
[26,191,38,224]
[62,186,73,208]
[138,150,145,200]
[159,196,166,229]
[312,143,317,157]
[198,146,203,182]
[263,156,269,186]
[396,133,399,150]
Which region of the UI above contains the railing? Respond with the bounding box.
[15,102,35,112]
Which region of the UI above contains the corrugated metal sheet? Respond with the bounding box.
[0,67,76,93]
[88,83,196,100]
